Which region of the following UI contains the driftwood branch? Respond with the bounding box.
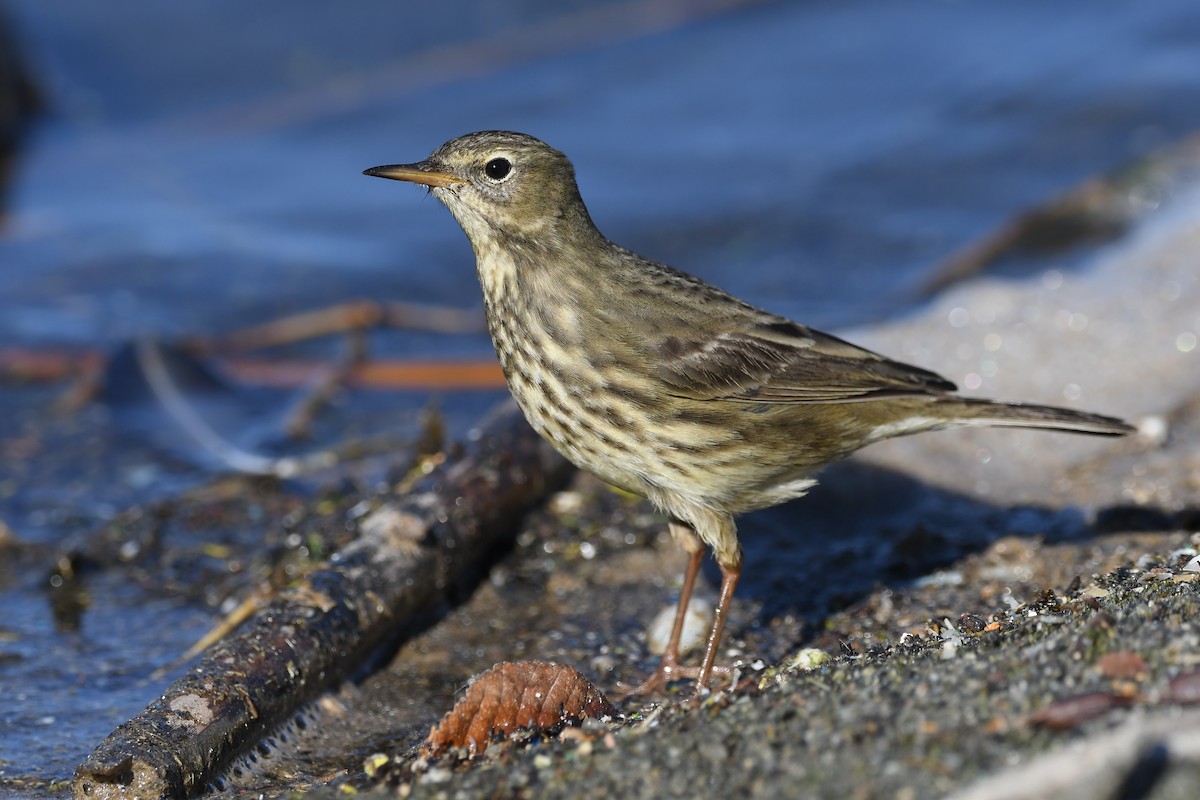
[72,401,574,800]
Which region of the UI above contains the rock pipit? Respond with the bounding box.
[365,131,1133,694]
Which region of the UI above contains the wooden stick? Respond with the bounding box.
[72,401,574,799]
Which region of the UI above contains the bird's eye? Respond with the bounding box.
[484,157,512,181]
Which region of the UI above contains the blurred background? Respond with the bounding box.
[2,0,1200,793]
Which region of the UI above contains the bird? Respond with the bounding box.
[364,131,1134,695]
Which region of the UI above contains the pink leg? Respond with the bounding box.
[658,545,705,677]
[694,560,741,693]
[623,521,742,698]
[621,523,705,697]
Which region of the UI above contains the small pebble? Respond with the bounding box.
[647,596,713,657]
[787,648,832,671]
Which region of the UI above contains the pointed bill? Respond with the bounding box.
[363,162,465,188]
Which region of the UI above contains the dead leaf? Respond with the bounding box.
[424,661,616,756]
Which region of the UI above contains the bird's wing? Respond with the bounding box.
[653,318,956,403]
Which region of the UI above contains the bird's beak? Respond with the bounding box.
[363,161,465,188]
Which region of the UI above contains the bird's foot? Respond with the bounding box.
[616,660,732,701]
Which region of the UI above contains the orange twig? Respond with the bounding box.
[216,356,505,390]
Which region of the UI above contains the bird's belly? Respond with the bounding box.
[506,371,657,495]
[504,358,814,512]
[491,313,833,513]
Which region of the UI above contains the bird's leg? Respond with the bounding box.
[619,522,706,698]
[694,557,742,694]
[658,542,705,679]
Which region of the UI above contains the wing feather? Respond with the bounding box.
[653,318,955,403]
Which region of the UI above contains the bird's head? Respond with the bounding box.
[365,131,594,248]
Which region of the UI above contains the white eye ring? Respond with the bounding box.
[484,156,514,182]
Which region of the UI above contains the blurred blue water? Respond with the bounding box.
[5,0,1200,341]
[2,0,1200,792]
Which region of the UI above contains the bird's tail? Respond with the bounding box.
[935,397,1135,437]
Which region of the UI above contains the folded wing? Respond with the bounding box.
[654,318,956,404]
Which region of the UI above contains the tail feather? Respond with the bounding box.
[942,398,1135,437]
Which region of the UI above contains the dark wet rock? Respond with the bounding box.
[0,3,40,210]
